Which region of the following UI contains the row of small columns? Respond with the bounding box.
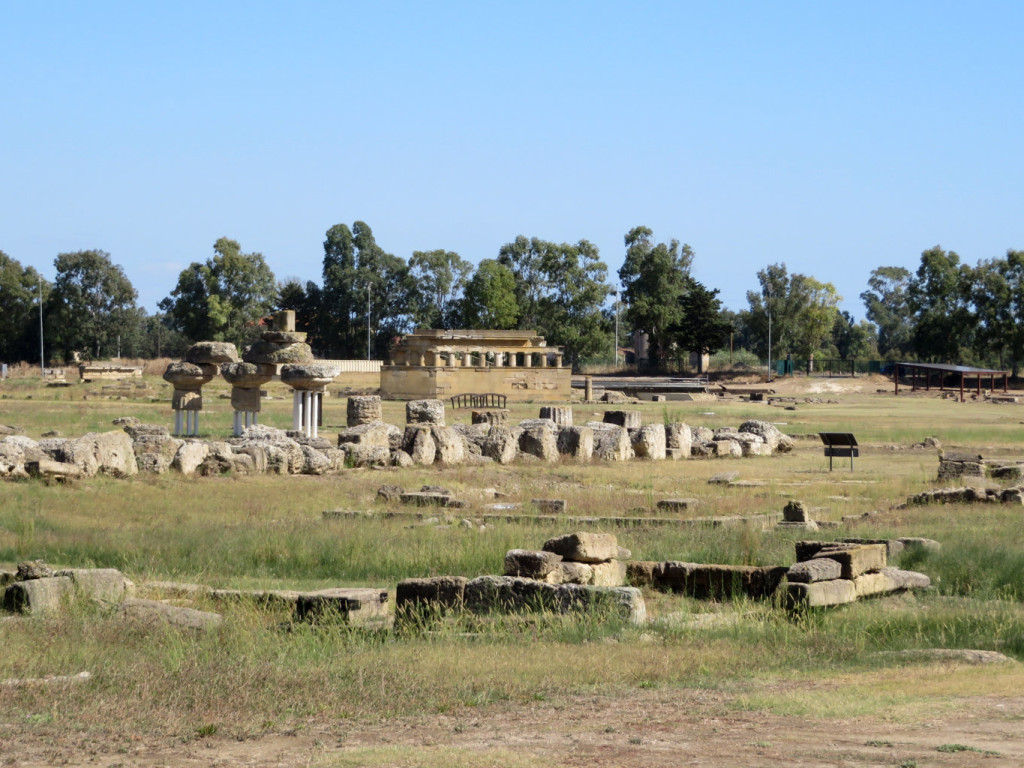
[292,391,324,439]
[174,410,201,437]
[393,350,564,368]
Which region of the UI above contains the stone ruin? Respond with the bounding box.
[162,310,340,439]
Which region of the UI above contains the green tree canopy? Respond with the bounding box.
[0,250,49,363]
[906,246,974,363]
[618,226,694,367]
[408,249,473,329]
[159,237,278,349]
[671,279,733,368]
[47,250,139,361]
[860,266,914,358]
[460,259,519,330]
[970,251,1024,374]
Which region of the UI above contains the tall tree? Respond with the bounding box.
[0,250,49,363]
[47,250,138,361]
[790,275,842,370]
[831,310,877,361]
[860,266,914,358]
[460,259,519,330]
[742,263,799,359]
[277,278,325,354]
[618,226,694,367]
[159,238,278,348]
[408,249,473,329]
[971,251,1024,374]
[671,278,733,370]
[906,246,974,363]
[319,221,412,359]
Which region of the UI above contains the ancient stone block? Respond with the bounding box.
[338,421,395,449]
[811,543,887,579]
[172,440,209,475]
[542,532,619,563]
[518,421,558,462]
[556,426,594,461]
[666,423,692,459]
[632,424,666,460]
[786,579,857,609]
[483,426,519,464]
[590,559,628,587]
[553,561,594,585]
[783,500,810,523]
[591,425,634,461]
[231,386,262,412]
[404,426,437,465]
[532,499,566,514]
[185,341,239,365]
[396,576,468,614]
[603,410,642,429]
[242,340,314,365]
[712,439,742,458]
[626,561,658,587]
[471,409,509,426]
[653,562,787,600]
[172,390,202,411]
[430,425,466,465]
[656,498,699,512]
[407,399,446,426]
[119,598,223,631]
[3,576,74,614]
[344,445,390,467]
[504,549,563,579]
[539,406,573,426]
[293,588,388,625]
[346,396,383,427]
[786,558,842,584]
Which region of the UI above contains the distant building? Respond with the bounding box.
[380,329,571,401]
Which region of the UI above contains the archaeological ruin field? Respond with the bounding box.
[1,369,1023,767]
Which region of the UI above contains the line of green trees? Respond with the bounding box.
[2,229,1022,374]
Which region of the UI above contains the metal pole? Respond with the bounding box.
[613,290,619,366]
[38,276,45,376]
[366,283,371,361]
[766,288,772,383]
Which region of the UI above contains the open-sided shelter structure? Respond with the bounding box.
[893,362,1009,403]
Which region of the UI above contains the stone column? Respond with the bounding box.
[163,362,217,437]
[508,353,517,368]
[494,351,504,368]
[221,362,274,437]
[555,354,563,368]
[282,363,341,439]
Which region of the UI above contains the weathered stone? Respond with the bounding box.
[376,484,404,502]
[532,498,566,514]
[712,439,742,458]
[553,561,594,585]
[590,425,634,461]
[632,424,666,460]
[556,426,594,461]
[395,576,468,614]
[483,426,518,464]
[230,387,262,412]
[783,500,810,523]
[400,491,453,507]
[666,423,692,459]
[391,449,414,467]
[185,341,239,365]
[25,458,82,480]
[242,340,314,365]
[171,390,202,411]
[653,562,787,599]
[896,537,941,553]
[172,440,209,475]
[44,430,138,478]
[54,568,133,604]
[220,361,275,388]
[504,549,563,579]
[280,363,341,390]
[810,543,887,579]
[344,445,390,467]
[543,532,619,563]
[406,399,446,426]
[518,421,559,462]
[132,434,184,474]
[162,361,217,390]
[338,421,396,450]
[16,561,54,580]
[603,410,641,429]
[119,598,223,631]
[471,409,509,426]
[786,558,842,584]
[463,576,646,623]
[293,588,389,625]
[123,423,169,439]
[261,330,307,344]
[431,425,466,466]
[590,559,628,587]
[539,406,573,426]
[626,561,658,587]
[737,420,793,453]
[3,576,74,613]
[786,579,857,609]
[403,426,437,465]
[346,396,382,426]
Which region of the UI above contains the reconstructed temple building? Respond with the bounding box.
[380,329,571,401]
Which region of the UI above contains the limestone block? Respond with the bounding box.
[653,562,787,600]
[119,598,223,631]
[464,576,556,614]
[712,439,742,458]
[172,440,209,475]
[603,410,642,429]
[58,430,138,478]
[852,570,902,598]
[55,568,133,604]
[504,549,564,579]
[405,426,437,465]
[391,449,415,467]
[666,423,692,459]
[591,425,634,461]
[518,421,559,462]
[400,491,453,507]
[543,532,619,563]
[738,420,793,453]
[783,500,810,522]
[656,498,700,512]
[632,424,667,460]
[539,406,573,426]
[407,399,445,426]
[590,559,628,587]
[297,444,333,475]
[123,423,169,439]
[896,537,941,553]
[431,425,466,466]
[25,458,82,480]
[786,558,842,584]
[344,445,390,467]
[261,330,307,344]
[786,579,857,609]
[395,576,468,614]
[293,588,389,625]
[3,576,74,613]
[531,498,566,514]
[626,561,658,587]
[242,340,314,365]
[471,409,509,426]
[556,426,594,461]
[556,584,647,625]
[234,444,269,474]
[338,421,395,449]
[553,561,594,585]
[280,362,340,390]
[811,543,887,579]
[133,434,184,474]
[230,386,262,412]
[483,426,519,464]
[172,390,202,411]
[347,396,382,426]
[185,341,239,365]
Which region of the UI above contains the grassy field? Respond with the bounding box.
[1,371,1023,762]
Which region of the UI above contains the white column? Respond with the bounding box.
[174,411,183,436]
[233,411,241,437]
[304,392,313,437]
[311,393,320,439]
[292,390,302,431]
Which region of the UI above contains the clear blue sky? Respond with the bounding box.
[2,1,1022,317]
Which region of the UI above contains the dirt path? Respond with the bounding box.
[6,687,1023,767]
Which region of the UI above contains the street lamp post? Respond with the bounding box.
[38,276,45,377]
[765,287,772,383]
[366,283,372,361]
[612,289,620,366]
